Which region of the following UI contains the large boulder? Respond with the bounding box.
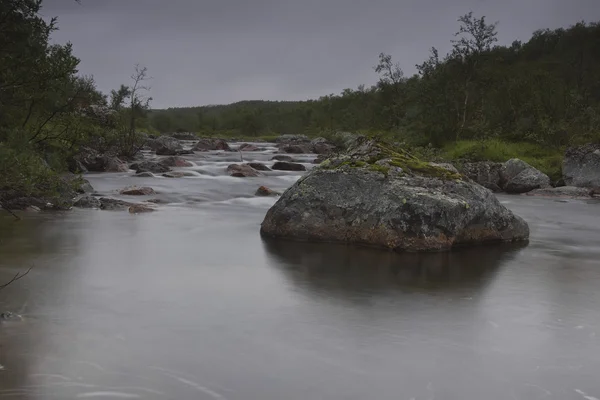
[72,147,127,172]
[500,159,550,194]
[460,162,503,192]
[271,161,306,171]
[130,161,170,174]
[260,138,529,252]
[193,139,233,152]
[226,164,260,177]
[563,144,600,188]
[154,136,184,156]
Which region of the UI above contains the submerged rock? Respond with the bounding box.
[271,155,296,162]
[271,161,307,171]
[134,171,155,178]
[526,186,593,198]
[130,161,170,174]
[500,159,551,194]
[162,171,197,178]
[120,186,155,196]
[246,162,271,171]
[226,164,261,177]
[159,156,194,167]
[563,144,600,188]
[99,197,134,211]
[193,138,233,152]
[459,162,503,192]
[255,186,280,197]
[260,137,529,252]
[128,204,156,214]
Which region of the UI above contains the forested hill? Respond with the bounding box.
[149,17,600,149]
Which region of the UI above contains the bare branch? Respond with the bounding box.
[0,201,21,220]
[0,267,32,291]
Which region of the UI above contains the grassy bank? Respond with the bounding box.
[442,140,563,181]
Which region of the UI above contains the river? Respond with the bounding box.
[1,142,599,400]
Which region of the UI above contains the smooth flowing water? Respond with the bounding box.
[1,143,599,400]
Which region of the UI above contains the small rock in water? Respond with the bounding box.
[239,143,261,151]
[120,186,155,196]
[130,161,170,174]
[226,164,261,177]
[134,172,155,178]
[128,204,156,214]
[271,155,296,162]
[0,312,23,321]
[162,171,197,178]
[271,161,307,171]
[99,198,134,211]
[255,186,280,197]
[246,162,271,171]
[159,156,194,168]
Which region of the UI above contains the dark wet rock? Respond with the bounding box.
[169,132,198,140]
[130,161,170,174]
[271,155,296,162]
[162,171,197,178]
[0,312,23,322]
[526,186,593,198]
[271,161,307,171]
[74,195,102,208]
[226,164,261,177]
[159,156,194,168]
[78,179,95,194]
[120,186,155,196]
[99,197,134,210]
[255,186,280,197]
[193,138,233,152]
[128,204,156,214]
[246,162,271,171]
[134,171,155,178]
[563,144,600,188]
[239,143,261,151]
[260,137,529,252]
[500,159,551,194]
[459,162,503,192]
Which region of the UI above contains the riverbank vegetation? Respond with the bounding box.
[1,0,599,207]
[149,15,600,178]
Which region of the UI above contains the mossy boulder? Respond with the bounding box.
[260,137,529,252]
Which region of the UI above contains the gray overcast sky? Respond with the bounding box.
[43,0,600,109]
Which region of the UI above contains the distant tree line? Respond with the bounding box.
[149,15,600,149]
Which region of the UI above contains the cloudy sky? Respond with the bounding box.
[43,0,600,109]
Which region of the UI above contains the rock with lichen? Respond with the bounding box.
[260,137,529,252]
